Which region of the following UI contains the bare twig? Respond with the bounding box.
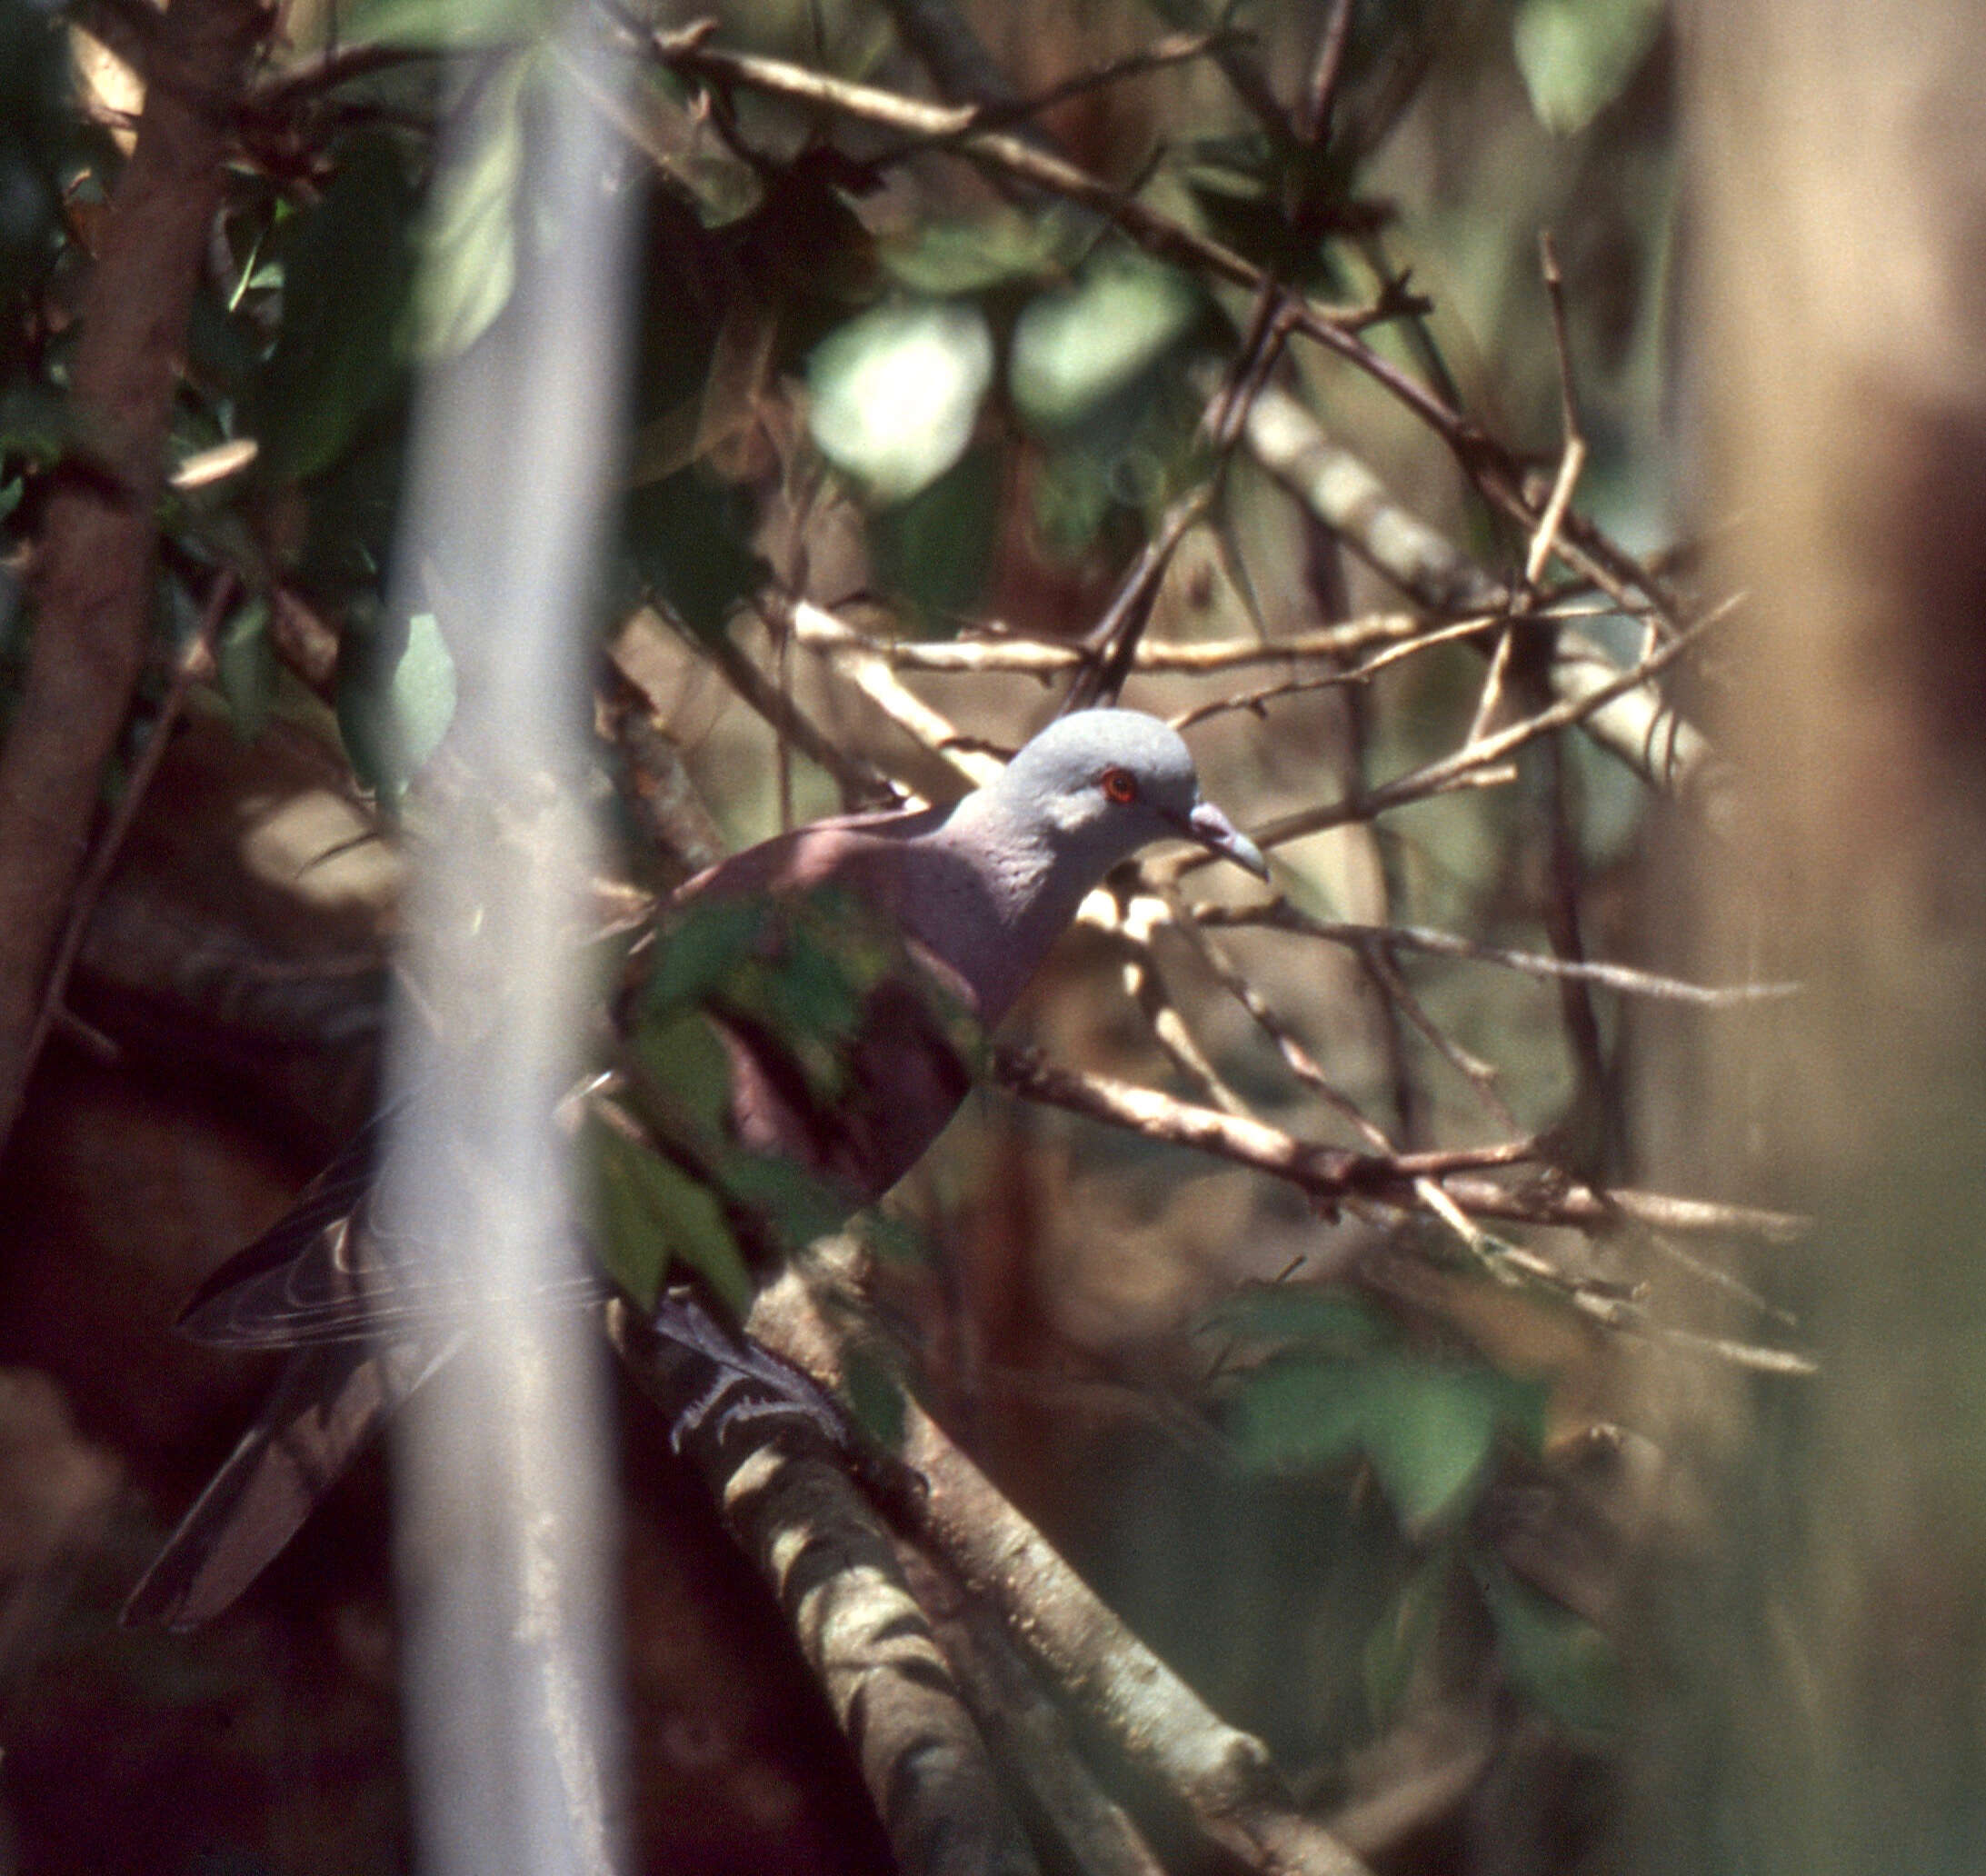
[791,601,1432,678]
[684,603,908,808]
[1221,372,1730,805]
[768,598,1000,791]
[994,1045,1805,1242]
[1065,482,1216,711]
[1355,933,1520,1129]
[1109,895,1254,1116]
[1299,0,1358,146]
[1168,612,1504,730]
[1245,595,1739,854]
[874,29,1244,153]
[248,41,441,112]
[1189,901,1799,1007]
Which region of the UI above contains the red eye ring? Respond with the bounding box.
[1101,766,1138,805]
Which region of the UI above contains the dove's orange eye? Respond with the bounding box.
[1101,766,1138,805]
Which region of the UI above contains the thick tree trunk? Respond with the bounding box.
[1646,5,1986,1870]
[0,0,267,1146]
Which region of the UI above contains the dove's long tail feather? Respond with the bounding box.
[123,1334,456,1631]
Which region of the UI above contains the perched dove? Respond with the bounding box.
[125,709,1265,1629]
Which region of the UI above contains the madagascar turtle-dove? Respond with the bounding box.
[124,709,1264,1629]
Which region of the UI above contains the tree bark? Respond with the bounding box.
[0,0,267,1146]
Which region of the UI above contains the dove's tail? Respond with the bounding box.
[123,1334,455,1631]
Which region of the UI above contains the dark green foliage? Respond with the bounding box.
[254,136,422,481]
[334,603,458,796]
[215,594,277,740]
[1233,1345,1547,1524]
[0,0,72,322]
[623,464,769,642]
[1475,1554,1625,1737]
[867,444,1002,627]
[1223,1282,1550,1522]
[593,889,978,1312]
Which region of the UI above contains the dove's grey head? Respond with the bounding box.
[990,708,1268,883]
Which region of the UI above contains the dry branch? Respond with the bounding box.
[994,1046,1805,1244]
[1233,375,1730,808]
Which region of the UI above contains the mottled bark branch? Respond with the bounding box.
[607,1298,1040,1876]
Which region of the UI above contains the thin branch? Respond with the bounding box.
[1064,482,1216,711]
[993,1045,1806,1243]
[877,28,1245,151]
[1162,894,1503,1260]
[1355,933,1520,1130]
[643,25,1411,335]
[1298,0,1358,146]
[248,41,442,111]
[1246,594,1740,853]
[1169,613,1504,731]
[1110,895,1254,1116]
[1538,230,1583,468]
[766,597,1001,791]
[678,601,908,808]
[1221,372,1731,805]
[790,601,1432,677]
[1190,901,1800,1007]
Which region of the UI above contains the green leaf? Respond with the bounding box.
[1476,1559,1627,1737]
[340,0,548,51]
[714,1152,856,1262]
[1204,1284,1395,1354]
[1512,0,1665,135]
[807,299,994,504]
[878,209,1074,296]
[335,606,459,797]
[587,1114,752,1314]
[623,464,768,642]
[1362,1551,1452,1723]
[625,1004,739,1139]
[215,595,277,742]
[841,1343,907,1450]
[414,52,531,360]
[1010,257,1199,432]
[869,444,1001,628]
[1232,1353,1545,1526]
[642,900,770,1017]
[256,136,421,480]
[1362,1363,1503,1525]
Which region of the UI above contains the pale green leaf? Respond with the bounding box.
[1010,258,1198,430]
[1512,0,1665,135]
[807,300,993,504]
[414,52,531,360]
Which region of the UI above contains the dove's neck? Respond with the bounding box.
[907,786,1110,1024]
